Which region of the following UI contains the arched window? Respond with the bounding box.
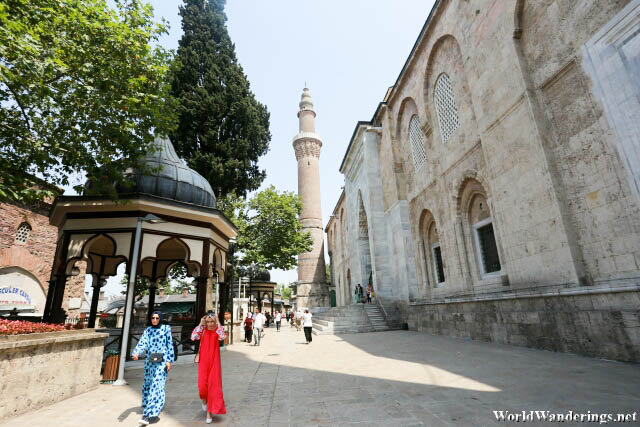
[428,223,446,285]
[434,73,460,144]
[420,211,445,289]
[15,222,31,244]
[469,195,501,276]
[409,115,427,169]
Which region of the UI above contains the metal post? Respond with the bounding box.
[114,217,143,386]
[214,272,219,316]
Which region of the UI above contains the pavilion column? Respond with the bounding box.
[88,275,104,328]
[50,275,69,323]
[43,274,63,322]
[195,276,207,321]
[271,291,274,318]
[147,283,158,326]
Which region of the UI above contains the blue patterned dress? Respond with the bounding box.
[132,324,175,418]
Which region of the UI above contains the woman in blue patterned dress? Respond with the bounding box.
[132,311,175,425]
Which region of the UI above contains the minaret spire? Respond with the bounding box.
[293,87,328,308]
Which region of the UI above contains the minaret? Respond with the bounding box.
[293,87,328,308]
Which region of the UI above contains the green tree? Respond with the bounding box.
[169,0,270,199]
[121,263,190,299]
[222,186,313,271]
[276,284,292,301]
[0,0,176,203]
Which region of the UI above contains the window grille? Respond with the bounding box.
[15,222,31,244]
[476,222,501,274]
[434,73,460,144]
[409,115,427,169]
[432,244,445,284]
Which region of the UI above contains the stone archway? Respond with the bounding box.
[357,192,372,294]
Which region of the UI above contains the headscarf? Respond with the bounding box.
[151,311,163,329]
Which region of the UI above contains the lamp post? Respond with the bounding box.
[114,213,166,386]
[214,271,219,314]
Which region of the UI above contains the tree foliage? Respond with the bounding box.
[276,284,292,301]
[169,0,270,199]
[219,186,312,272]
[121,263,192,300]
[0,0,176,203]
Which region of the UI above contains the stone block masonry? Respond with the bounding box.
[0,329,108,420]
[407,286,640,362]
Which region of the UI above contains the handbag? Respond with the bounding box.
[149,352,164,363]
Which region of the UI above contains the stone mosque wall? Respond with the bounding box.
[328,0,640,361]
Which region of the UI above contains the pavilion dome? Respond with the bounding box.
[122,136,216,208]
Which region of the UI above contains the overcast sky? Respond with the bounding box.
[99,0,435,295]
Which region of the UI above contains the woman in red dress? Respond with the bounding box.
[191,313,227,423]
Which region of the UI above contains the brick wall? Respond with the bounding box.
[0,202,85,317]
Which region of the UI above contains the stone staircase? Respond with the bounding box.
[312,303,390,335]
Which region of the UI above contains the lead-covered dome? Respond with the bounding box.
[124,136,216,208]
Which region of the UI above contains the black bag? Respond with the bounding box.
[149,352,164,363]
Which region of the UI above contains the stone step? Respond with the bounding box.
[313,319,373,327]
[312,326,377,335]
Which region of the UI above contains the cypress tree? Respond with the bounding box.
[170,0,270,198]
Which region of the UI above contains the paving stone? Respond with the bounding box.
[2,327,639,426]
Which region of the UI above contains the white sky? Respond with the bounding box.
[97,0,435,295]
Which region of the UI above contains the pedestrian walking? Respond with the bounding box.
[191,313,227,423]
[302,309,313,344]
[354,285,360,303]
[295,310,302,331]
[265,311,271,328]
[275,311,282,331]
[366,284,372,304]
[131,311,175,426]
[359,284,365,304]
[252,308,266,346]
[243,312,253,343]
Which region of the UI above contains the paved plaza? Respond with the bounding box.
[3,323,640,426]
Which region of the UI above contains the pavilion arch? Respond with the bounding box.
[212,248,225,281]
[139,237,201,282]
[65,233,127,277]
[456,177,503,282]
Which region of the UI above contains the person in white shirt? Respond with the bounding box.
[302,309,313,344]
[252,308,266,346]
[275,311,282,332]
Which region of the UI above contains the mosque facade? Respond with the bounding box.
[326,0,640,362]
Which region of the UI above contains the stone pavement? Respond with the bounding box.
[2,321,640,426]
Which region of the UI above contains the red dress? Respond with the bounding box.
[192,325,226,414]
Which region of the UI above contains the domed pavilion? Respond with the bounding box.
[43,136,236,384]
